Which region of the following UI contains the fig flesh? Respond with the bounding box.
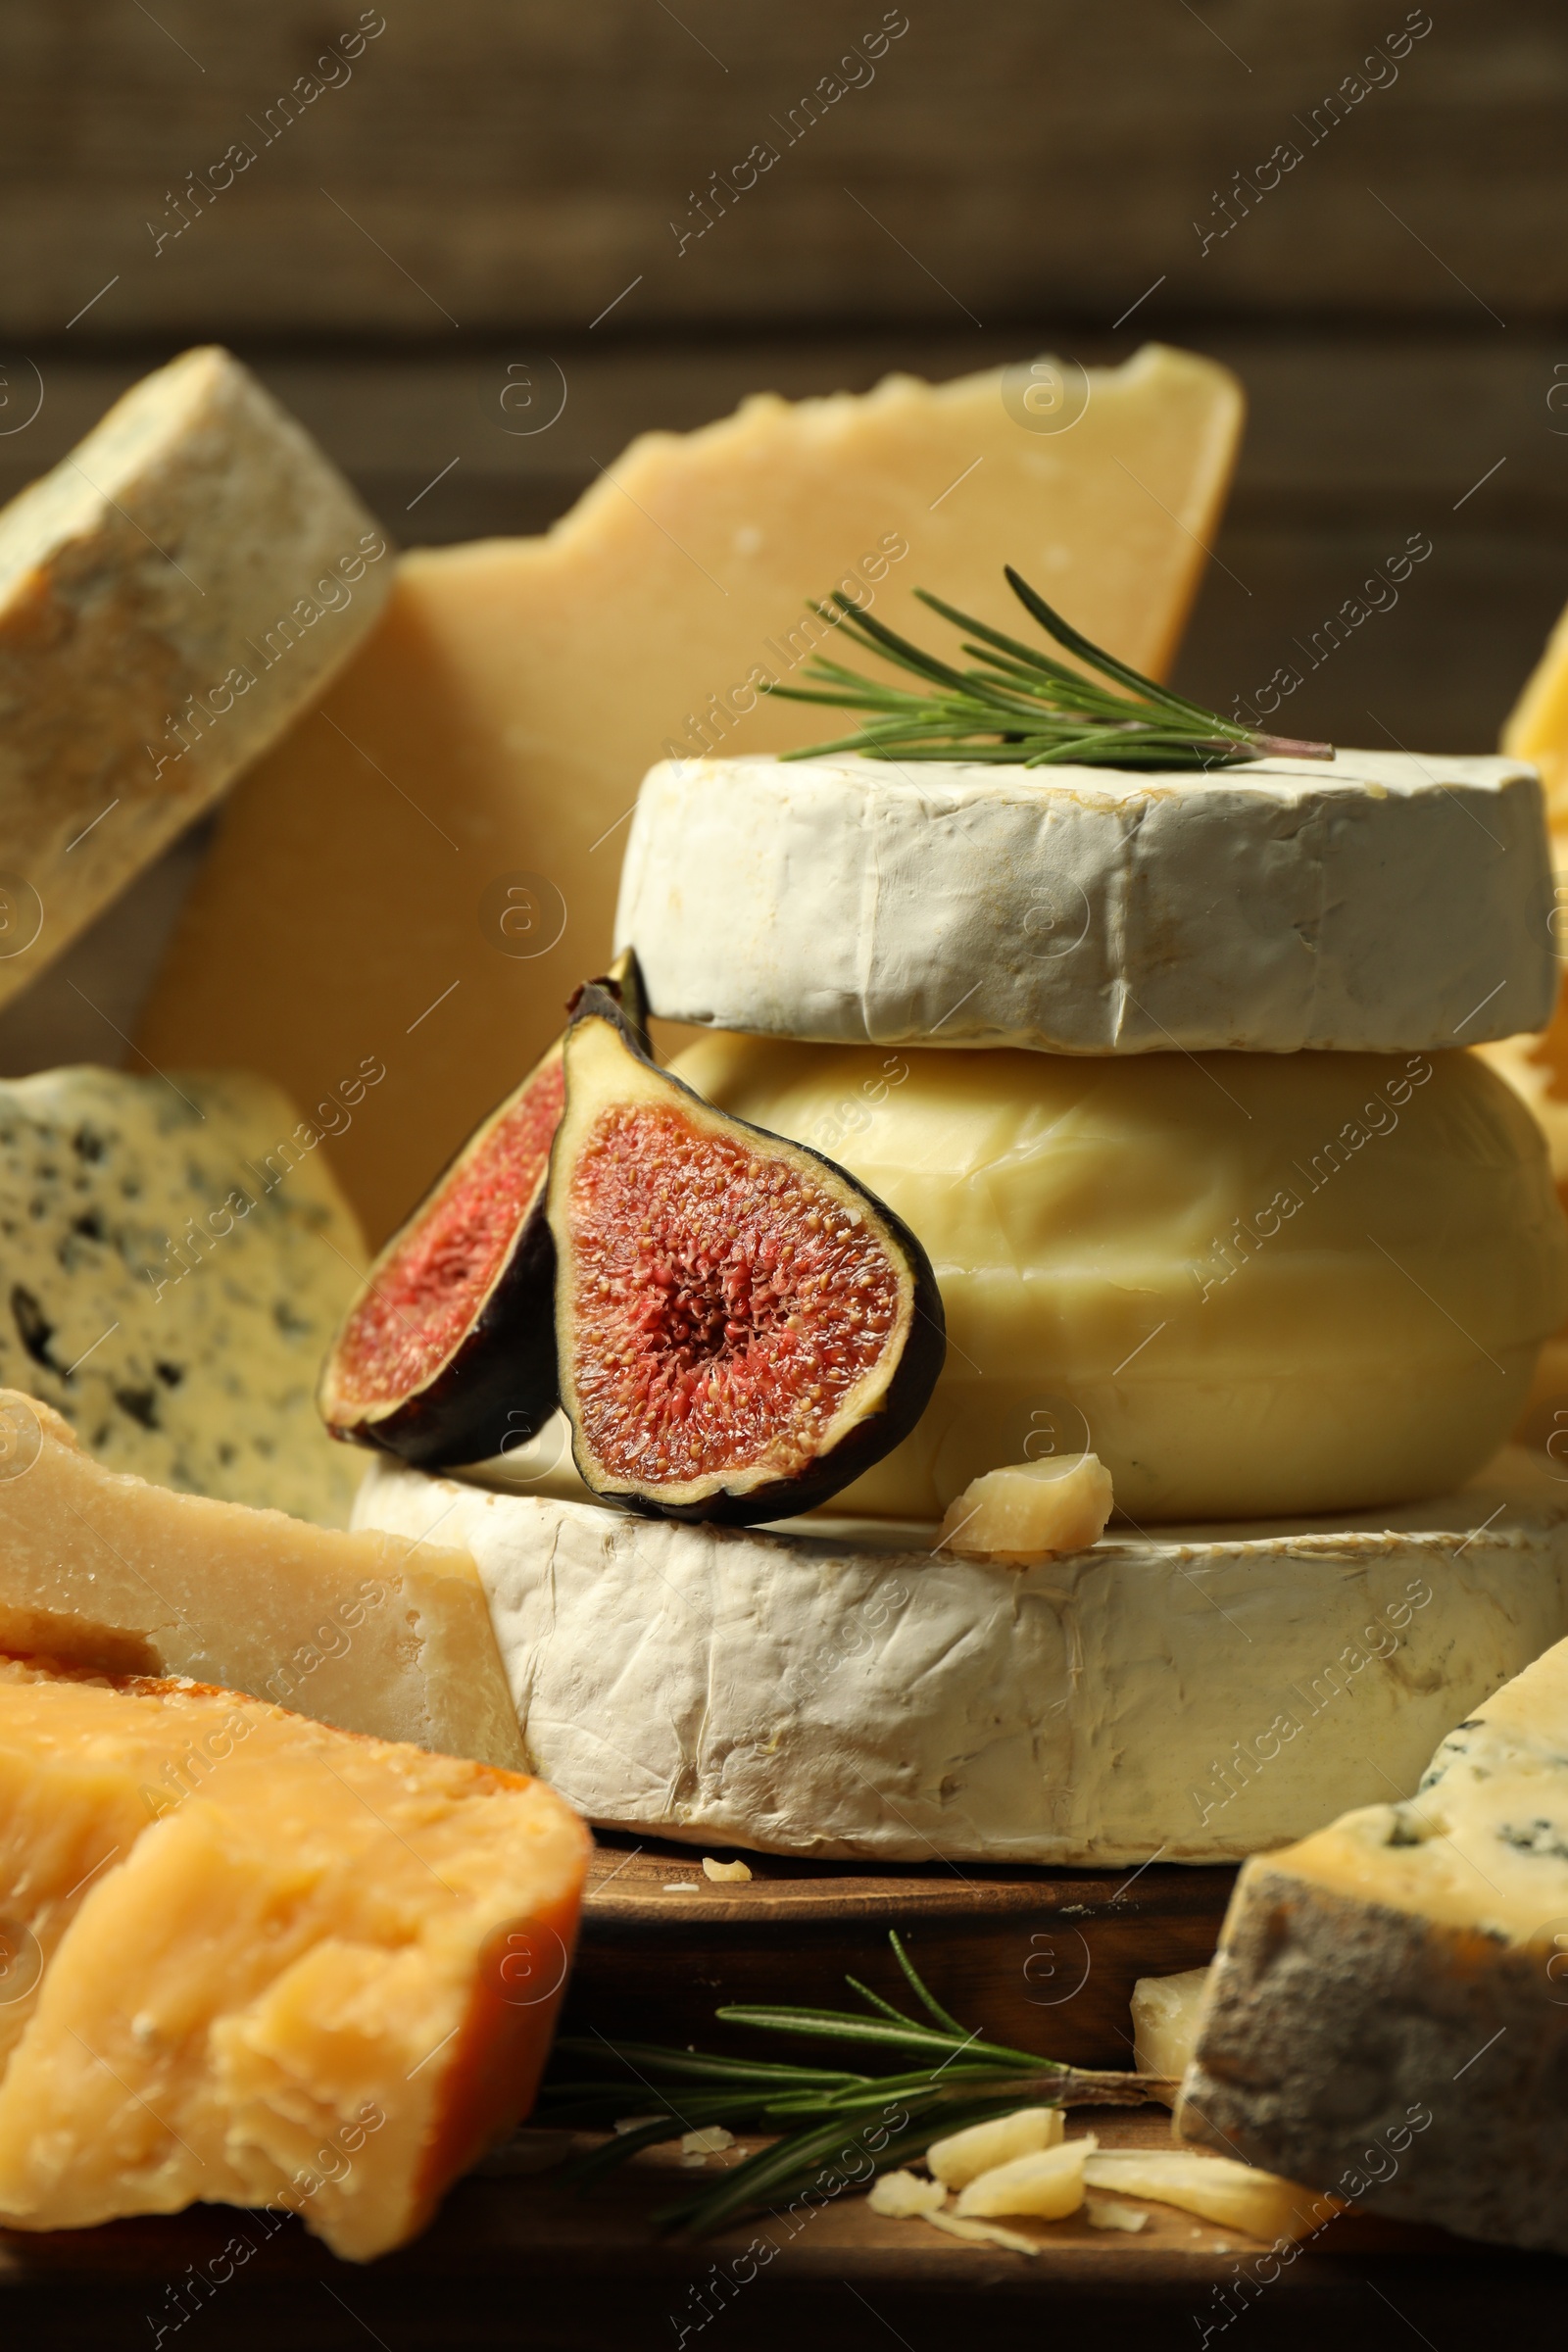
[549,988,946,1524]
[318,953,646,1469]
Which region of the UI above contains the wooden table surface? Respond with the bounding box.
[1,2105,1556,2352]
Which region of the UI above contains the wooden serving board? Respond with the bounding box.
[565,1834,1236,2068]
[1,2108,1544,2352]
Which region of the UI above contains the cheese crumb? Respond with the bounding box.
[937,1456,1114,1565]
[680,2127,735,2164]
[868,2169,948,2219]
[701,1855,754,1883]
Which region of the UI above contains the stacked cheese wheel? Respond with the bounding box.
[359,746,1568,1865]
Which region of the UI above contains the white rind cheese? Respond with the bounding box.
[1179,1635,1568,2253]
[354,1456,1568,1866]
[615,751,1554,1054]
[0,346,392,1010]
[0,1065,369,1525]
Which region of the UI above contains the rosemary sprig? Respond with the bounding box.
[764,564,1332,769]
[533,1929,1172,2236]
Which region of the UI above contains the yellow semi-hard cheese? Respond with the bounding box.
[0,1658,588,2259]
[671,1032,1567,1520]
[1503,600,1568,827]
[138,345,1242,1242]
[0,1393,521,1768]
[0,348,391,1011]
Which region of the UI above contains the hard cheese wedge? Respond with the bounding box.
[356,1456,1568,1867]
[0,1658,589,2260]
[0,346,391,1010]
[0,1393,521,1768]
[137,344,1242,1242]
[0,1064,370,1525]
[618,752,1554,1054]
[1178,1636,1568,2253]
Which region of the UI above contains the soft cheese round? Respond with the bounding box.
[615,751,1555,1054]
[668,1034,1568,1521]
[355,1458,1568,1867]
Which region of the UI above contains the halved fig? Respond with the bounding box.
[549,987,946,1524]
[318,953,647,1469]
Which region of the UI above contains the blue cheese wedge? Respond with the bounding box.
[0,346,393,1013]
[0,1065,368,1524]
[1178,1635,1568,2253]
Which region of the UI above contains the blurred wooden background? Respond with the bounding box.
[0,0,1563,1062]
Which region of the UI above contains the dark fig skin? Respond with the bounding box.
[552,986,947,1527]
[318,953,646,1470]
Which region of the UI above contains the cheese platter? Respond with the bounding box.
[0,332,1564,2321]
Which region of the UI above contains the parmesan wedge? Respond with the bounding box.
[0,1394,521,1768]
[0,1658,589,2259]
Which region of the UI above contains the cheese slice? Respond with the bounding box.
[0,1657,588,2259]
[0,1393,521,1768]
[617,751,1553,1055]
[1178,1634,1568,2255]
[0,347,391,1012]
[136,344,1242,1243]
[0,1064,369,1526]
[354,1454,1568,1867]
[666,1031,1567,1522]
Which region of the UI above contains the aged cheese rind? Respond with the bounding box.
[0,1660,588,2260]
[0,1064,369,1525]
[0,1395,522,1768]
[137,344,1242,1242]
[667,1033,1567,1521]
[616,751,1554,1054]
[354,1458,1568,1866]
[1178,1638,1568,2252]
[0,347,391,1010]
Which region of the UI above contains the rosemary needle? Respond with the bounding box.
[533,1928,1173,2235]
[764,564,1333,770]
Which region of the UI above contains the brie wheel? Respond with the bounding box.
[616,751,1554,1055]
[355,1455,1568,1867]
